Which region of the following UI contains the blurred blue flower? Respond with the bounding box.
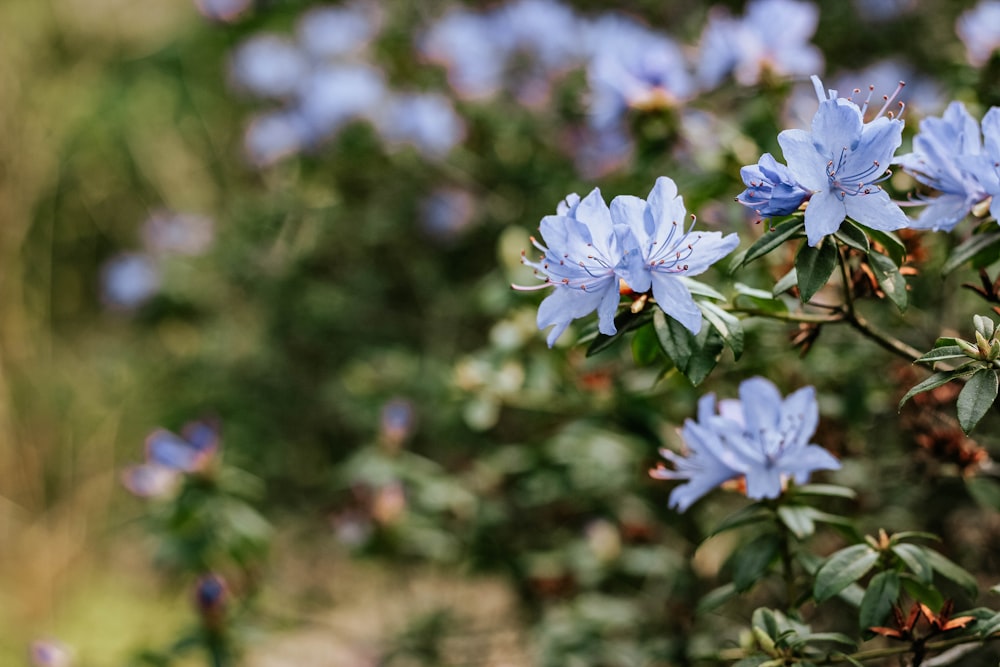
[375,92,465,158]
[30,639,72,667]
[770,76,909,245]
[229,34,309,99]
[195,573,229,613]
[697,0,823,88]
[736,153,811,219]
[142,210,215,256]
[514,189,641,346]
[120,462,180,498]
[101,252,160,310]
[614,177,739,334]
[651,377,840,511]
[296,63,386,137]
[419,9,507,100]
[146,419,220,473]
[957,0,1000,67]
[584,15,693,128]
[491,0,582,70]
[194,0,251,23]
[243,110,311,167]
[895,101,990,231]
[296,3,380,60]
[420,187,475,242]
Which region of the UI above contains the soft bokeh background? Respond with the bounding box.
[4,0,1000,664]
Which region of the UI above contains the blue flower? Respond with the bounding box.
[514,189,642,346]
[895,101,990,231]
[956,0,1000,67]
[650,377,840,511]
[614,177,740,333]
[736,153,812,219]
[696,0,823,89]
[774,76,910,246]
[961,107,1000,223]
[515,178,738,345]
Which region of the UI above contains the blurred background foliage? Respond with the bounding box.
[4,0,1000,664]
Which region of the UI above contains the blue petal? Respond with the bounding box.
[811,99,863,154]
[843,189,909,232]
[536,284,610,347]
[804,190,846,246]
[738,377,783,437]
[675,231,740,277]
[778,129,826,191]
[650,274,702,334]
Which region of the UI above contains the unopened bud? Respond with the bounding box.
[957,339,980,358]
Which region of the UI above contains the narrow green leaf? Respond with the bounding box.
[934,337,963,348]
[974,314,996,339]
[867,251,908,311]
[923,549,978,598]
[978,612,1000,638]
[814,544,880,602]
[898,371,967,410]
[699,301,745,360]
[862,226,907,266]
[892,543,933,583]
[914,345,970,364]
[678,276,726,301]
[795,240,839,303]
[772,268,798,296]
[957,368,999,433]
[835,222,870,253]
[696,582,737,613]
[742,218,806,266]
[793,484,857,499]
[859,571,901,631]
[942,230,1000,275]
[777,505,817,539]
[797,632,857,647]
[731,534,781,592]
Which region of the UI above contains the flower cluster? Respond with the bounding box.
[696,0,823,88]
[737,76,909,246]
[230,4,464,166]
[514,177,738,346]
[650,377,840,511]
[121,419,220,498]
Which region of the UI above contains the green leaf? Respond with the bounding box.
[814,544,880,602]
[901,575,944,612]
[795,240,839,303]
[793,484,857,500]
[966,477,1000,511]
[957,368,999,433]
[835,222,870,253]
[974,314,996,339]
[733,282,790,314]
[696,582,737,613]
[631,323,664,366]
[862,226,907,266]
[892,543,933,583]
[914,345,970,365]
[898,370,974,410]
[772,268,798,296]
[942,230,1000,275]
[923,548,978,598]
[586,309,653,356]
[859,571,900,631]
[699,301,745,360]
[732,657,773,667]
[742,218,806,266]
[867,251,908,312]
[730,533,781,592]
[709,502,774,537]
[678,276,726,301]
[777,505,817,539]
[652,308,724,386]
[977,611,1000,638]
